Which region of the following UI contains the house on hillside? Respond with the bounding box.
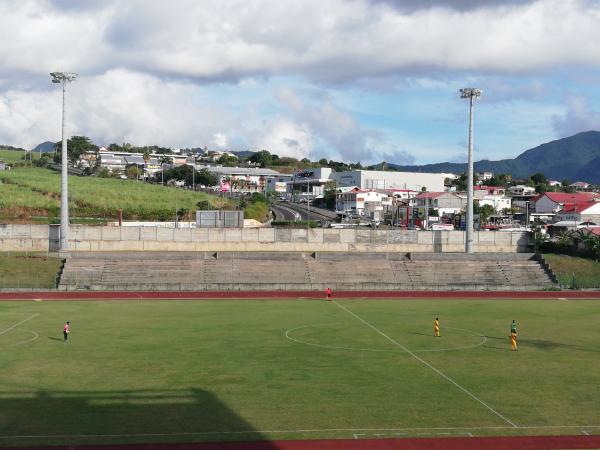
[570,181,591,190]
[507,185,536,196]
[413,192,467,216]
[534,192,600,214]
[0,160,7,171]
[555,201,600,225]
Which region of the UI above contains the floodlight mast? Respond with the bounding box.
[50,72,78,253]
[459,88,482,254]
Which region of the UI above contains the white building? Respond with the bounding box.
[555,201,600,224]
[476,171,494,181]
[336,188,392,218]
[287,167,334,199]
[507,185,536,196]
[333,170,446,192]
[205,166,282,193]
[266,175,293,193]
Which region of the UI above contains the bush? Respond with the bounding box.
[244,201,269,222]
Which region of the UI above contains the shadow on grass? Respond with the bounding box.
[407,331,434,337]
[47,336,63,342]
[0,388,278,448]
[485,335,599,353]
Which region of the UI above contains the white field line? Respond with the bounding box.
[1,425,600,440]
[333,300,518,428]
[285,324,487,353]
[0,314,38,337]
[12,330,39,346]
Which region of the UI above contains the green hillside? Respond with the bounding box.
[0,167,233,223]
[391,131,600,182]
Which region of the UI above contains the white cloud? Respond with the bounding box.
[252,119,314,159]
[1,0,600,85]
[211,133,228,149]
[552,96,600,137]
[0,69,233,149]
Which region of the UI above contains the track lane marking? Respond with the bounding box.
[1,425,599,440]
[333,300,518,428]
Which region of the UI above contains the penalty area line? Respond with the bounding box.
[333,300,518,428]
[0,314,39,337]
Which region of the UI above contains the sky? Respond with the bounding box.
[1,0,600,165]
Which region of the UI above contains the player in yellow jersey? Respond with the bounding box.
[434,317,440,337]
[509,320,518,351]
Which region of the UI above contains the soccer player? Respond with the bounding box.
[510,320,517,351]
[325,287,332,301]
[434,317,440,337]
[63,321,70,344]
[510,331,518,351]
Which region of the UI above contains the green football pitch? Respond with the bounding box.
[1,298,599,447]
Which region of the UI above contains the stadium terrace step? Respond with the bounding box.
[58,251,555,291]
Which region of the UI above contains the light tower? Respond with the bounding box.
[50,72,78,253]
[459,87,482,254]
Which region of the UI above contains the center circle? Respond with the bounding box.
[285,323,486,353]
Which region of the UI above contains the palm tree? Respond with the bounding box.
[142,148,151,182]
[159,155,172,185]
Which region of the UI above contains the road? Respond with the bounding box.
[271,204,301,221]
[271,202,335,223]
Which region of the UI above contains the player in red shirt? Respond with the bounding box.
[63,321,70,343]
[325,287,332,300]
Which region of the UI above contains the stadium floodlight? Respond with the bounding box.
[459,87,482,254]
[50,72,78,253]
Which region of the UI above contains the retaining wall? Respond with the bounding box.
[0,224,530,253]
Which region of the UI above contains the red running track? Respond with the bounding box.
[0,290,600,301]
[3,435,600,450]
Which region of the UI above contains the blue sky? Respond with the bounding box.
[1,0,599,165]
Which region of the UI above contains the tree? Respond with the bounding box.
[195,168,218,187]
[125,164,141,180]
[249,150,273,167]
[142,148,151,180]
[473,201,495,224]
[318,158,328,166]
[530,172,547,185]
[217,154,238,166]
[53,136,98,164]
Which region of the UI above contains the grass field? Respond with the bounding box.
[1,298,599,447]
[0,253,62,289]
[0,167,233,223]
[544,253,600,288]
[0,149,38,164]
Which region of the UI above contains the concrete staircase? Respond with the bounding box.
[58,252,555,291]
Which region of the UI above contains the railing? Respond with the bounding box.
[56,281,555,292]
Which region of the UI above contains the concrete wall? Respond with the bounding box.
[0,224,531,253]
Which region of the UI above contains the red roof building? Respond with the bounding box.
[534,192,600,214]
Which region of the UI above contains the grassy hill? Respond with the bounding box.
[0,148,39,164]
[0,167,233,224]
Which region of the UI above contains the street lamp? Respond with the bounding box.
[459,87,482,254]
[51,71,78,253]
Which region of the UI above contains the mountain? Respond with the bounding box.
[32,141,56,153]
[390,131,600,184]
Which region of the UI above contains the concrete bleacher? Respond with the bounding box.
[58,251,556,291]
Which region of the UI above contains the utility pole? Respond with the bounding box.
[50,72,78,254]
[460,88,482,253]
